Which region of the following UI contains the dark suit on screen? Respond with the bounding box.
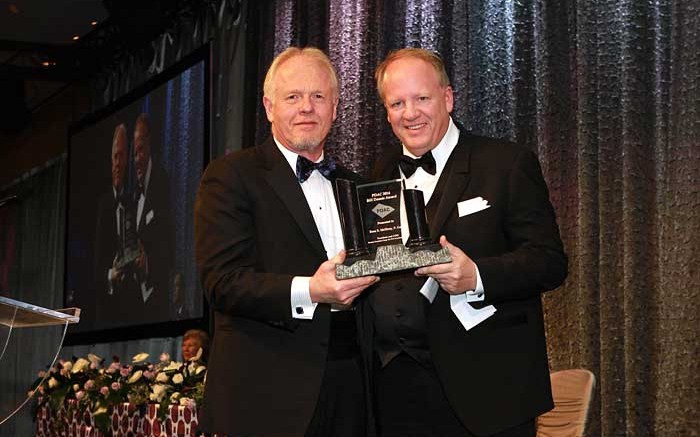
[93,189,139,328]
[133,159,172,322]
[194,138,365,437]
[361,128,568,436]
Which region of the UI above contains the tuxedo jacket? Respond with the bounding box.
[134,160,172,322]
[194,138,364,436]
[93,189,140,329]
[362,130,567,436]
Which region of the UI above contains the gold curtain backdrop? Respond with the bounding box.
[247,1,699,436]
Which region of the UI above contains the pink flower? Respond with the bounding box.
[100,386,109,396]
[111,382,121,391]
[75,391,85,400]
[120,367,130,377]
[37,370,46,378]
[84,380,95,391]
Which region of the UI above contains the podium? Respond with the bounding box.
[0,296,80,328]
[0,296,80,427]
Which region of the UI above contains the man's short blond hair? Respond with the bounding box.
[375,48,451,101]
[263,47,339,101]
[112,123,128,150]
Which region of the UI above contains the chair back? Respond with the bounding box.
[536,368,596,437]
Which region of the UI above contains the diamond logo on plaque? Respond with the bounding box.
[334,179,451,279]
[371,203,395,219]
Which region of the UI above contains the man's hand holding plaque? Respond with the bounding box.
[334,179,451,279]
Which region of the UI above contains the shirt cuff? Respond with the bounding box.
[419,277,439,303]
[466,262,485,302]
[291,276,318,320]
[107,268,115,295]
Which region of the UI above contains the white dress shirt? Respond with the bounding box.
[399,118,485,304]
[274,140,344,320]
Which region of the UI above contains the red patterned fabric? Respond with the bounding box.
[36,401,199,436]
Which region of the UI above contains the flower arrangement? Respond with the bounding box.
[30,350,206,435]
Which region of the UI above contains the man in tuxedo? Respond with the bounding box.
[194,47,379,437]
[132,113,172,322]
[363,48,568,437]
[93,122,138,328]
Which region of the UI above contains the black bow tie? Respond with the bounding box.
[296,155,337,183]
[399,152,436,178]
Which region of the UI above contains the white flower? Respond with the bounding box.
[156,372,169,383]
[48,377,59,389]
[87,353,102,366]
[163,361,182,372]
[172,373,184,385]
[170,392,180,402]
[149,384,168,403]
[62,361,73,371]
[179,397,195,408]
[159,352,170,363]
[195,365,206,375]
[132,353,150,363]
[72,358,90,373]
[127,370,143,384]
[73,384,80,391]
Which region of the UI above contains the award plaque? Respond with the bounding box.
[334,179,451,279]
[114,205,140,270]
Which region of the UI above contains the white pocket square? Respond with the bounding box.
[146,209,155,225]
[458,197,490,217]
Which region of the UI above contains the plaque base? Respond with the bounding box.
[336,244,451,279]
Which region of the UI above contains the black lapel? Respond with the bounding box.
[258,138,327,259]
[429,134,472,239]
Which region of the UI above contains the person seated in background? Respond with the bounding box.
[182,328,210,362]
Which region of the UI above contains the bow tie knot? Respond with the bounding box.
[399,152,436,177]
[296,155,337,183]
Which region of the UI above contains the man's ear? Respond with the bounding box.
[263,96,274,123]
[444,86,454,114]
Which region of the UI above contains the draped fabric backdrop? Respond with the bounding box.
[0,159,67,437]
[246,1,700,436]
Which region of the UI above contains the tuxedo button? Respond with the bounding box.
[295,306,304,315]
[395,310,402,318]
